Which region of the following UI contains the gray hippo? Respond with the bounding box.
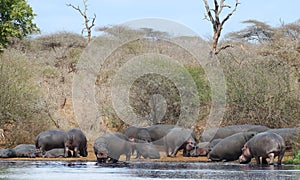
[124,126,152,142]
[135,140,160,159]
[65,128,88,157]
[146,124,176,145]
[200,125,269,142]
[35,129,68,157]
[94,132,131,163]
[123,126,152,158]
[195,142,210,156]
[43,148,72,158]
[0,148,16,158]
[208,131,257,161]
[13,144,37,158]
[239,132,286,165]
[163,127,197,157]
[266,128,300,150]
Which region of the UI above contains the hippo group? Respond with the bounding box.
[0,124,298,166]
[0,128,88,158]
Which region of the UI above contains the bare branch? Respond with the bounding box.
[221,0,239,26]
[67,0,96,43]
[202,0,239,55]
[202,0,215,25]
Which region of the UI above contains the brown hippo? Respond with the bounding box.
[94,132,131,163]
[208,131,257,161]
[239,132,286,165]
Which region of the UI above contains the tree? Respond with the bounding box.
[202,0,239,55]
[67,0,96,43]
[226,20,275,43]
[0,0,39,49]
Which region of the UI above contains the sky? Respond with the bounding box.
[27,0,300,39]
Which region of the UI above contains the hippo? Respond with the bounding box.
[0,148,16,158]
[35,129,68,157]
[239,132,286,165]
[208,131,257,161]
[134,140,160,159]
[195,142,210,156]
[94,132,131,163]
[146,124,176,145]
[13,144,37,158]
[43,148,72,158]
[124,126,152,158]
[65,128,88,157]
[266,128,300,150]
[209,138,223,149]
[163,127,197,157]
[123,126,152,142]
[200,125,269,142]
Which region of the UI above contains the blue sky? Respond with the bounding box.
[27,0,300,39]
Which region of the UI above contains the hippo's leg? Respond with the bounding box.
[135,150,141,159]
[255,156,261,164]
[170,147,180,157]
[164,145,170,157]
[277,153,284,165]
[126,152,131,161]
[262,158,268,165]
[64,147,69,158]
[268,153,275,165]
[73,147,79,157]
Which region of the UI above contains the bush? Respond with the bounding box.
[0,50,52,146]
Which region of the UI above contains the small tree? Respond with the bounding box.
[226,20,275,43]
[202,0,239,55]
[67,0,96,43]
[0,0,39,49]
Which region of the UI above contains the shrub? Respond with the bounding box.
[0,50,52,146]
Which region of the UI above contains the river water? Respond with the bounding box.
[0,161,299,180]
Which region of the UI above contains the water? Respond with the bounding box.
[0,161,299,180]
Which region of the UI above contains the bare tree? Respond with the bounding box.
[202,0,239,55]
[67,0,96,43]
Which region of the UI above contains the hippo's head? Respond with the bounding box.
[94,144,109,163]
[239,143,252,164]
[183,140,198,157]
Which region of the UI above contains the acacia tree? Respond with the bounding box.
[0,0,39,49]
[67,0,96,43]
[202,0,239,55]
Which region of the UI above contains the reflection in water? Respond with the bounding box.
[0,161,299,179]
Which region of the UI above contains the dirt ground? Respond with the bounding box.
[0,142,295,163]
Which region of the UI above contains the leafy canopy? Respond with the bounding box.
[0,0,39,48]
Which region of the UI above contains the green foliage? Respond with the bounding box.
[185,66,211,104]
[0,0,40,49]
[285,150,300,164]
